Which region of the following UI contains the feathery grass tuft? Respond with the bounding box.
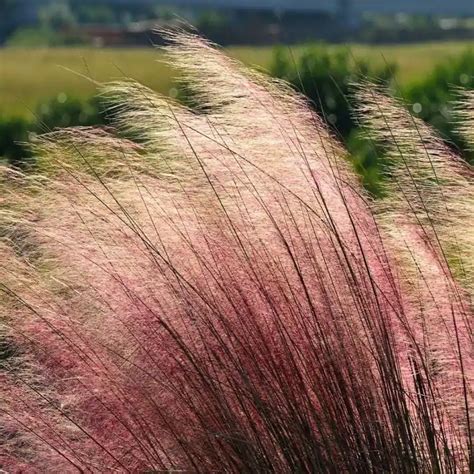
[0,31,472,472]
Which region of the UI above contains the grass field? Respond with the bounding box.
[0,41,472,118]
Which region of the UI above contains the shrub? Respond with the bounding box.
[272,46,474,195]
[35,95,104,131]
[0,96,104,166]
[0,32,472,471]
[0,116,31,167]
[271,44,395,139]
[5,26,86,47]
[271,45,395,197]
[405,49,474,162]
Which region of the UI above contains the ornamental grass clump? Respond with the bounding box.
[0,31,472,472]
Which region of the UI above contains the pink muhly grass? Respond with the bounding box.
[0,31,472,472]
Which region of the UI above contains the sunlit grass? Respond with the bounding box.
[0,40,472,118]
[0,33,472,471]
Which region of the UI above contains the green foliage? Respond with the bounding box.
[0,115,31,167]
[6,0,85,49]
[0,95,104,166]
[0,43,469,118]
[271,45,395,196]
[197,11,230,37]
[271,45,474,195]
[35,95,104,131]
[405,49,474,161]
[74,5,115,24]
[5,26,85,47]
[271,44,395,138]
[346,130,384,197]
[39,1,76,30]
[2,43,473,185]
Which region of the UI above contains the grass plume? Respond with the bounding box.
[0,31,472,472]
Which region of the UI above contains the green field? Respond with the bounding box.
[0,41,472,118]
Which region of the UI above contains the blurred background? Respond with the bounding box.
[1,0,473,193]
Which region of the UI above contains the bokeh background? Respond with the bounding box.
[1,0,473,193]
